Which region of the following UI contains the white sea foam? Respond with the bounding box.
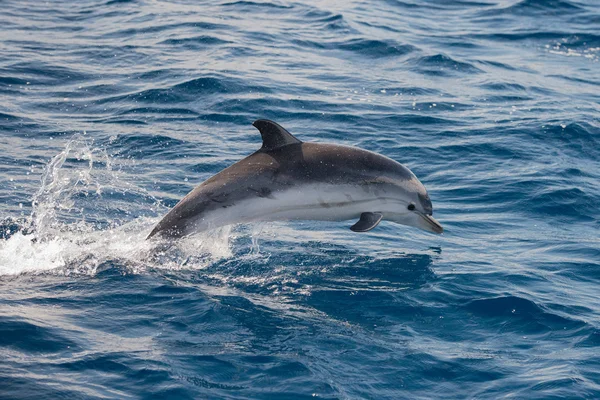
[0,136,233,276]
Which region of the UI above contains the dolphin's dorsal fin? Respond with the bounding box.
[253,119,302,150]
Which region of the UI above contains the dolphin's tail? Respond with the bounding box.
[146,220,185,240]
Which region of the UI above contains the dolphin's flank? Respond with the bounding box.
[147,120,442,239]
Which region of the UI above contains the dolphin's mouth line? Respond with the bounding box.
[419,213,443,234]
[246,196,403,220]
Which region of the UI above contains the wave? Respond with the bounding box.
[411,54,483,76]
[99,21,229,39]
[481,0,584,16]
[464,295,587,334]
[293,38,416,58]
[529,187,597,221]
[159,35,232,48]
[221,1,293,9]
[98,76,273,106]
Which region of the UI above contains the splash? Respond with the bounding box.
[0,135,233,276]
[545,42,600,61]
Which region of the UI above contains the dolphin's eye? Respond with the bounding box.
[408,203,415,211]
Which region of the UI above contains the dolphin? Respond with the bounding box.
[147,120,442,239]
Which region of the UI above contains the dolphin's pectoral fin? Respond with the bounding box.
[350,212,383,232]
[253,119,302,150]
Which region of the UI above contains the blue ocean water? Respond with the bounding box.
[1,0,599,398]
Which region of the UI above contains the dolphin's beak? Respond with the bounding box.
[419,213,443,234]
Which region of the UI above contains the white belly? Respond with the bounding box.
[185,184,402,233]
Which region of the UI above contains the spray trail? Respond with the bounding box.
[0,136,233,276]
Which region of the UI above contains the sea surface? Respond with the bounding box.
[1,0,599,398]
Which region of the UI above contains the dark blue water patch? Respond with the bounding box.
[212,98,354,121]
[576,13,600,25]
[480,82,528,93]
[191,112,249,125]
[0,112,22,123]
[411,54,483,76]
[529,378,591,399]
[64,83,128,99]
[177,369,246,391]
[58,353,141,377]
[105,0,135,5]
[219,44,261,59]
[407,101,466,112]
[481,0,584,16]
[408,351,505,383]
[2,62,91,86]
[102,76,274,106]
[56,353,182,398]
[550,259,600,283]
[0,76,30,87]
[354,19,406,35]
[576,329,600,348]
[98,20,231,39]
[382,0,440,10]
[476,59,520,71]
[528,187,597,222]
[464,295,587,335]
[538,123,599,158]
[100,118,148,125]
[306,289,434,330]
[292,38,416,59]
[134,68,190,83]
[308,254,433,290]
[366,113,464,128]
[104,134,189,160]
[222,1,294,10]
[301,7,344,21]
[424,0,497,9]
[543,302,597,324]
[159,35,233,49]
[117,107,200,119]
[213,294,295,339]
[548,74,600,88]
[373,86,443,96]
[63,46,159,71]
[420,141,522,165]
[474,32,600,48]
[92,110,199,125]
[303,11,353,33]
[484,94,535,103]
[0,316,79,353]
[0,375,101,400]
[444,40,482,49]
[175,361,337,400]
[336,39,416,58]
[437,165,598,219]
